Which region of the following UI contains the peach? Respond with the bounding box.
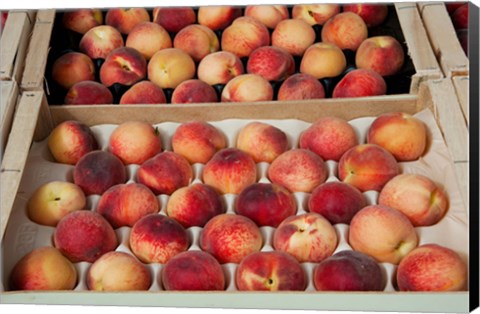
[221,74,273,102]
[137,151,193,195]
[200,213,263,264]
[96,183,160,228]
[148,48,196,89]
[73,150,127,196]
[299,42,347,79]
[355,36,405,76]
[27,181,86,227]
[292,4,341,25]
[79,25,124,60]
[451,3,469,29]
[246,46,295,82]
[338,144,399,192]
[236,251,307,291]
[162,250,225,291]
[396,244,467,291]
[197,51,245,86]
[202,148,257,195]
[267,149,328,193]
[126,22,172,60]
[87,251,152,291]
[221,16,270,58]
[173,24,220,62]
[47,120,99,165]
[9,247,77,291]
[378,174,449,227]
[62,9,103,34]
[308,181,367,225]
[53,210,118,263]
[152,7,196,33]
[105,8,150,35]
[197,6,242,31]
[171,79,218,104]
[343,4,389,27]
[129,213,189,264]
[244,5,289,29]
[100,47,147,87]
[332,69,387,98]
[51,52,95,90]
[108,121,162,165]
[273,213,338,263]
[235,183,296,227]
[64,81,114,105]
[321,12,368,51]
[367,112,427,161]
[272,19,316,56]
[171,121,227,164]
[277,73,325,101]
[236,121,288,163]
[119,81,167,104]
[299,116,358,161]
[348,205,418,264]
[166,183,226,228]
[313,250,384,291]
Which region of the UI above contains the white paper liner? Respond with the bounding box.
[1,109,469,293]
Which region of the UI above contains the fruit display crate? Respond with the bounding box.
[0,80,19,155]
[417,2,469,77]
[0,77,473,312]
[0,10,36,82]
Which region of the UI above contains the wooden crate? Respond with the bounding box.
[0,80,19,155]
[20,4,442,95]
[417,2,469,77]
[0,10,36,82]
[452,75,469,126]
[0,80,471,312]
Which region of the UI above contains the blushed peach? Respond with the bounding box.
[148,48,196,89]
[152,7,196,33]
[244,5,289,29]
[221,16,270,58]
[126,22,172,60]
[277,73,325,101]
[355,36,405,77]
[272,19,316,56]
[246,46,295,81]
[171,79,218,104]
[105,8,150,34]
[292,4,340,25]
[343,3,389,27]
[221,74,273,102]
[332,69,387,98]
[173,24,220,62]
[197,6,242,30]
[79,25,124,60]
[119,81,167,104]
[64,81,113,105]
[100,47,147,87]
[62,9,103,34]
[197,51,245,86]
[300,42,347,79]
[51,52,95,90]
[321,12,368,51]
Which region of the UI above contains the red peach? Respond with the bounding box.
[272,19,316,56]
[267,149,328,193]
[343,4,389,27]
[197,6,242,31]
[202,148,257,195]
[332,69,387,98]
[200,213,263,264]
[137,151,193,195]
[152,7,196,33]
[236,251,307,291]
[73,150,127,196]
[292,4,341,25]
[246,46,295,82]
[9,247,77,291]
[197,51,245,86]
[105,8,150,34]
[321,12,368,51]
[171,121,227,164]
[299,116,358,161]
[79,25,124,60]
[119,81,167,104]
[51,52,95,90]
[173,24,220,62]
[126,22,172,60]
[64,81,114,105]
[355,36,405,77]
[171,79,218,104]
[96,183,160,228]
[221,16,270,58]
[300,42,347,79]
[244,5,289,29]
[308,181,367,225]
[235,183,296,227]
[446,2,466,15]
[378,174,449,227]
[53,210,118,263]
[47,120,98,165]
[62,9,103,34]
[162,250,225,291]
[277,73,325,101]
[166,183,226,228]
[221,74,273,102]
[148,48,196,89]
[236,121,288,163]
[100,47,147,87]
[452,4,469,29]
[108,121,162,165]
[338,144,399,192]
[397,244,467,291]
[129,214,190,264]
[367,112,427,161]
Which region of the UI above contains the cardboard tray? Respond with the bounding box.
[0,79,471,312]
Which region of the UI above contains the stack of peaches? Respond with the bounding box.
[50,4,408,105]
[9,111,467,293]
